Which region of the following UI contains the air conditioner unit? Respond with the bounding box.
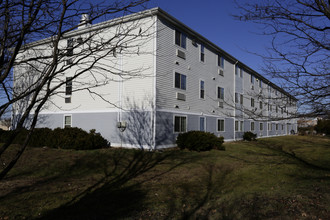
[218,101,224,108]
[176,49,186,60]
[218,69,224,76]
[176,92,186,101]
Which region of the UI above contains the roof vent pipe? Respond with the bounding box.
[78,13,91,29]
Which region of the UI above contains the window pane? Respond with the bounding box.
[181,33,186,49]
[175,30,181,46]
[181,117,186,132]
[181,74,186,90]
[175,73,180,88]
[64,116,71,128]
[174,116,180,132]
[200,117,205,131]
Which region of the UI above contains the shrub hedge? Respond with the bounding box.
[0,127,109,150]
[176,131,225,151]
[243,131,257,141]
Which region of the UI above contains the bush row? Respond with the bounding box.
[176,131,225,151]
[0,127,109,150]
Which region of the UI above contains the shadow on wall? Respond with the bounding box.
[120,98,173,150]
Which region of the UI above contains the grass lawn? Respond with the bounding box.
[0,135,329,219]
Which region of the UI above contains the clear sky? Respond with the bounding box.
[147,0,270,75]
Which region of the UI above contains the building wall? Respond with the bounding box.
[154,14,297,146]
[15,8,297,149]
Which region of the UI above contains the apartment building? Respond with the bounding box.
[14,7,297,149]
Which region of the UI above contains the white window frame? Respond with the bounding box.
[251,98,255,107]
[251,121,255,131]
[235,93,239,103]
[217,55,224,68]
[175,29,186,49]
[240,121,244,132]
[174,72,187,90]
[235,120,239,131]
[174,115,187,133]
[199,117,206,132]
[217,119,225,132]
[217,86,224,100]
[200,44,205,62]
[63,115,72,128]
[200,80,205,99]
[260,122,263,131]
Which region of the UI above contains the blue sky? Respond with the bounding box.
[147,0,269,75]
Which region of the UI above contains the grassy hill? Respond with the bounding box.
[0,135,329,219]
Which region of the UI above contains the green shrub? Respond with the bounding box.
[176,131,225,151]
[0,127,109,150]
[314,119,330,135]
[243,131,257,141]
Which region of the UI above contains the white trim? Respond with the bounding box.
[39,109,153,115]
[216,118,225,132]
[152,14,157,150]
[199,79,205,100]
[63,114,72,128]
[157,109,217,117]
[173,114,187,133]
[199,116,206,131]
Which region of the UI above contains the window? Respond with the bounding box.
[175,30,186,49]
[251,122,255,131]
[218,55,224,68]
[217,119,225,132]
[235,65,239,75]
[64,115,72,128]
[235,93,239,103]
[259,80,263,88]
[270,105,273,111]
[282,124,284,130]
[251,74,255,84]
[259,101,263,109]
[240,68,243,78]
[67,38,74,56]
[240,121,244,132]
[200,117,205,131]
[66,77,72,95]
[251,98,255,107]
[235,121,238,131]
[217,87,224,99]
[175,72,186,90]
[260,122,263,131]
[174,116,187,132]
[240,94,243,105]
[276,105,278,113]
[200,80,205,99]
[65,97,71,103]
[268,123,272,131]
[200,45,205,62]
[276,124,279,130]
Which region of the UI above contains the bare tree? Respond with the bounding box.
[235,0,330,117]
[0,0,153,180]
